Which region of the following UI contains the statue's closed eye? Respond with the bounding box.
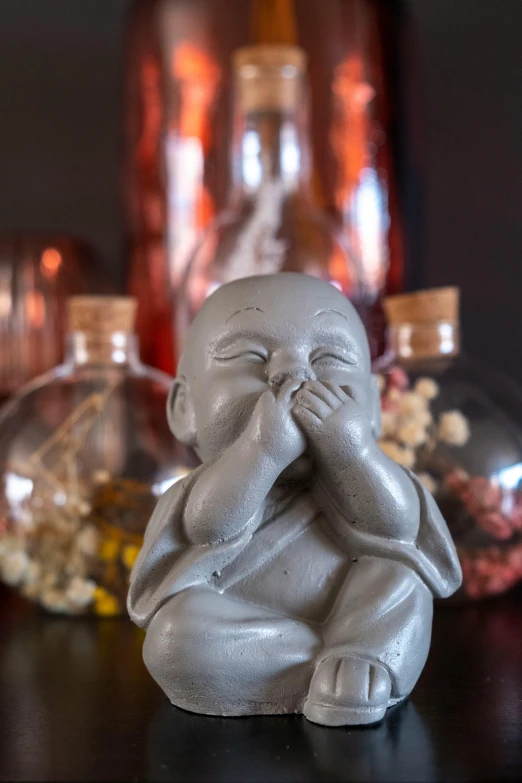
[311,351,356,368]
[212,349,268,365]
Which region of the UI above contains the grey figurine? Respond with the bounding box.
[128,273,462,727]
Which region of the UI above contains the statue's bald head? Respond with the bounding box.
[171,274,378,461]
[178,274,370,376]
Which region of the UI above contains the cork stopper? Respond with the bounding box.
[384,288,460,361]
[384,287,459,327]
[233,45,306,112]
[67,296,137,335]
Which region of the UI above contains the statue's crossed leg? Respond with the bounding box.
[143,557,432,725]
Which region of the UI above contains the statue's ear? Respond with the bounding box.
[167,375,197,446]
[369,374,382,440]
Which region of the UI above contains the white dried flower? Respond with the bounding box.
[414,378,439,400]
[1,550,30,586]
[76,525,100,557]
[379,440,415,469]
[92,469,110,485]
[24,560,42,586]
[0,535,22,561]
[416,409,433,428]
[417,472,438,495]
[397,420,428,448]
[65,576,96,609]
[381,411,398,438]
[21,582,41,601]
[399,392,428,417]
[41,588,69,614]
[78,501,92,518]
[387,387,403,404]
[65,550,88,578]
[438,410,470,446]
[41,572,58,589]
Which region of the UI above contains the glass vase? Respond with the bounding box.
[0,297,197,616]
[379,288,522,600]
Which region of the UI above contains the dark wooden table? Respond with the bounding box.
[1,584,522,783]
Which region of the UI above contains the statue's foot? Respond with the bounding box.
[303,656,392,727]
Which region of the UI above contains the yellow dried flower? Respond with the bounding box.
[93,586,120,617]
[121,544,141,571]
[376,374,385,393]
[414,378,439,400]
[397,420,428,448]
[98,538,120,562]
[438,410,470,446]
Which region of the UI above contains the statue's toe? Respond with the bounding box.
[303,656,392,726]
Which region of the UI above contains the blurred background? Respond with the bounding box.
[1,0,522,613]
[1,0,520,380]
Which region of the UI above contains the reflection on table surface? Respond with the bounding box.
[1,585,522,782]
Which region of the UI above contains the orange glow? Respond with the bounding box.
[251,0,298,44]
[329,242,353,296]
[331,54,375,202]
[40,248,62,278]
[26,290,46,328]
[137,56,162,165]
[172,43,220,149]
[330,54,389,295]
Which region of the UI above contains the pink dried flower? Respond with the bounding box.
[459,544,522,598]
[388,367,409,391]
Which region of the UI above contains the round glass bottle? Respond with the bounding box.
[175,44,364,360]
[0,297,197,616]
[377,288,522,600]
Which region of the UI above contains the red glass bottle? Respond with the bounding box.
[123,0,404,371]
[175,44,362,355]
[0,234,105,402]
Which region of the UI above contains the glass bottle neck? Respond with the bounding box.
[231,106,312,203]
[388,321,461,363]
[65,332,141,368]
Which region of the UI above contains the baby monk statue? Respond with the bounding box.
[128,273,462,727]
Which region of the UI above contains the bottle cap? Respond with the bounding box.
[384,288,460,361]
[67,296,137,335]
[233,44,306,112]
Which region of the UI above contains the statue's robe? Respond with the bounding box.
[128,465,461,716]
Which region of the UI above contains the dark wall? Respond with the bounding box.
[0,0,521,378]
[409,0,522,381]
[0,0,129,286]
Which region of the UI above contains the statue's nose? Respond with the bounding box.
[268,366,314,393]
